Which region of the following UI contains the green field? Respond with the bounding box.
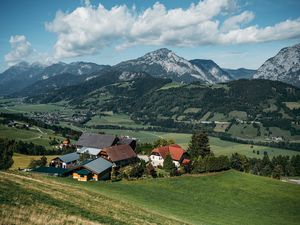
[0,124,66,148]
[2,170,298,225]
[100,129,300,158]
[85,113,148,129]
[0,103,64,113]
[11,153,60,169]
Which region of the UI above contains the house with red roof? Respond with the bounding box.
[149,144,190,168]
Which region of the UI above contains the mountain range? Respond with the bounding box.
[0,62,109,95]
[0,43,299,97]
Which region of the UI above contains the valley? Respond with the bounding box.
[1,96,299,170]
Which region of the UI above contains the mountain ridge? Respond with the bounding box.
[253,43,300,87]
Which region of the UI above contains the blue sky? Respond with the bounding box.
[1,0,300,72]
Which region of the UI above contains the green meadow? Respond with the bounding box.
[55,170,300,225]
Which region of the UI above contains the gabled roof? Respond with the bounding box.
[77,133,118,149]
[102,144,137,162]
[58,152,80,163]
[77,147,101,156]
[81,157,113,174]
[151,144,186,161]
[118,137,136,145]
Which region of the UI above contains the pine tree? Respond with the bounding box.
[40,156,47,166]
[0,140,14,170]
[188,131,211,159]
[163,153,177,176]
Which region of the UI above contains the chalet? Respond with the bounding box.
[150,144,190,168]
[100,144,138,167]
[71,157,113,181]
[50,152,80,168]
[76,133,119,150]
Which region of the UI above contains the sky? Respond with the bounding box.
[1,0,300,72]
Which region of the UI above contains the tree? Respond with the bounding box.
[153,138,175,148]
[230,153,249,172]
[188,131,211,159]
[163,153,177,176]
[79,151,90,162]
[29,156,47,168]
[261,164,272,177]
[129,162,145,178]
[40,156,47,166]
[0,139,14,170]
[272,165,283,179]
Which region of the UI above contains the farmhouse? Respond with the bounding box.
[50,152,80,168]
[71,157,113,181]
[100,144,138,166]
[150,144,190,168]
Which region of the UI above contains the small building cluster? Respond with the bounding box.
[33,132,190,182]
[49,133,138,181]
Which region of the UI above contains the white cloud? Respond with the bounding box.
[4,35,32,66]
[222,11,255,32]
[45,0,300,59]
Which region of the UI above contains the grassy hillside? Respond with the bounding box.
[2,170,299,225]
[0,171,182,225]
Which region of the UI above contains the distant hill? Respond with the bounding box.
[253,43,300,87]
[0,61,109,95]
[223,68,256,79]
[23,70,300,140]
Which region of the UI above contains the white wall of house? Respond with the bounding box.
[150,155,180,168]
[150,155,164,167]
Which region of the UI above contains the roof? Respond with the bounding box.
[102,144,137,162]
[77,147,101,156]
[76,169,92,175]
[31,167,70,175]
[63,139,70,144]
[118,137,136,145]
[82,157,113,174]
[182,159,191,164]
[151,144,186,161]
[77,133,118,149]
[58,152,80,163]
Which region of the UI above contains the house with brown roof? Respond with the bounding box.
[99,144,138,167]
[150,144,190,168]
